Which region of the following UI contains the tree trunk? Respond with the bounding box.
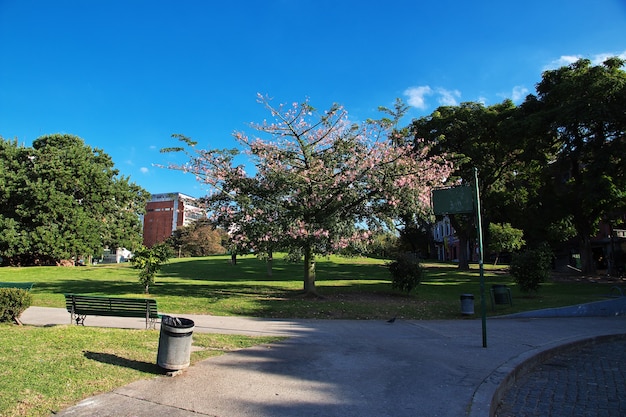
[266,250,273,277]
[579,235,596,275]
[303,246,317,295]
[231,253,237,265]
[449,214,471,270]
[493,252,500,266]
[457,234,470,270]
[573,213,596,275]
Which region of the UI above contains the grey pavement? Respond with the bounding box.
[19,306,626,417]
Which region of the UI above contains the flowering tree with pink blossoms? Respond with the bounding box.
[163,95,452,296]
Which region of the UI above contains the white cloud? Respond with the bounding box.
[403,86,462,110]
[403,86,433,110]
[545,55,581,70]
[590,50,626,64]
[436,88,461,106]
[511,86,529,102]
[544,50,626,70]
[140,167,149,174]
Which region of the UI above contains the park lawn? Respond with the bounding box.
[0,254,618,320]
[0,324,282,417]
[0,255,619,416]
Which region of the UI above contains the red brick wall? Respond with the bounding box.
[142,200,176,247]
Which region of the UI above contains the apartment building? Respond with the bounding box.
[142,192,205,247]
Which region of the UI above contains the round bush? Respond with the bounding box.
[0,288,33,324]
[510,244,552,294]
[388,254,423,293]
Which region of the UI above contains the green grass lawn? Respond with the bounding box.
[1,254,618,320]
[0,325,280,417]
[0,254,621,416]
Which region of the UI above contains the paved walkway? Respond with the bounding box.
[19,307,626,417]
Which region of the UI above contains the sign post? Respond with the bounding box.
[473,168,487,348]
[432,170,487,348]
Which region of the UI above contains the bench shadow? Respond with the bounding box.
[83,351,165,375]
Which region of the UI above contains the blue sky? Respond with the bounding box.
[1,0,625,198]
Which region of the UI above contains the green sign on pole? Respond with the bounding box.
[432,186,474,215]
[431,180,487,348]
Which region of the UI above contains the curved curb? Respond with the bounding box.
[467,333,626,417]
[495,297,626,319]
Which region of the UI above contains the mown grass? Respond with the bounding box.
[0,324,281,417]
[0,254,620,320]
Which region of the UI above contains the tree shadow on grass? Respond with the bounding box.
[41,278,294,302]
[162,255,277,282]
[83,351,165,375]
[35,279,141,296]
[162,255,392,283]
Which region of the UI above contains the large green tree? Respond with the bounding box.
[0,134,149,265]
[411,100,526,269]
[525,57,626,274]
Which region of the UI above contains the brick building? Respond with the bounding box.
[142,192,205,247]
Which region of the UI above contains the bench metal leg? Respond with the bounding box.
[147,317,158,330]
[75,314,86,326]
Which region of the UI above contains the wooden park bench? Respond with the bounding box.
[64,294,161,329]
[0,282,34,290]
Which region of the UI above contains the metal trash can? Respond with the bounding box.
[460,294,474,315]
[492,284,510,304]
[157,315,195,370]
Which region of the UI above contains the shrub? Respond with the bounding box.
[129,242,173,294]
[510,244,552,294]
[488,222,525,265]
[388,253,422,293]
[0,288,33,324]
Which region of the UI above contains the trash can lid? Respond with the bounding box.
[161,315,195,328]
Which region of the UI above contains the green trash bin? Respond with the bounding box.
[492,284,512,303]
[460,294,474,315]
[157,316,195,371]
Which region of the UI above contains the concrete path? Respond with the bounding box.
[19,307,626,417]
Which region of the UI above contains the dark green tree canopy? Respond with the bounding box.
[411,100,525,269]
[526,57,626,273]
[410,57,625,275]
[0,134,149,265]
